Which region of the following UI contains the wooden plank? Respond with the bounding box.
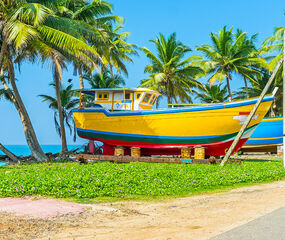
[75,154,242,164]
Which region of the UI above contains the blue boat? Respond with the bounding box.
[243,117,283,153]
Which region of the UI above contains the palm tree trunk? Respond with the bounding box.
[0,143,19,162]
[52,55,68,153]
[270,100,276,117]
[79,67,93,152]
[78,66,84,89]
[243,76,249,99]
[0,40,48,162]
[166,79,171,105]
[226,76,232,101]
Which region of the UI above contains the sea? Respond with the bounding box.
[0,145,83,157]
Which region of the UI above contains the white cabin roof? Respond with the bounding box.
[76,88,161,96]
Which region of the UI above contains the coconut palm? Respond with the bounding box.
[0,74,19,161]
[1,0,104,157]
[196,27,267,101]
[195,83,229,103]
[0,75,12,101]
[42,0,121,89]
[140,33,204,104]
[39,83,79,142]
[0,1,52,161]
[100,24,138,78]
[83,69,125,88]
[234,69,282,116]
[262,26,285,71]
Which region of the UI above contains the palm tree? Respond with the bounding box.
[140,33,204,104]
[83,69,125,88]
[196,26,267,101]
[30,2,104,153]
[234,69,282,116]
[39,84,79,142]
[0,74,19,162]
[262,26,285,71]
[195,83,229,103]
[0,1,52,161]
[1,0,103,157]
[42,0,120,89]
[100,24,138,78]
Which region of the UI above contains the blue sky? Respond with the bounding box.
[1,0,284,145]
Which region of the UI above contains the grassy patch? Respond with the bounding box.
[0,161,285,201]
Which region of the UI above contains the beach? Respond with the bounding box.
[2,180,285,240]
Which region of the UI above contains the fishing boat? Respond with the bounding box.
[242,116,283,153]
[73,88,274,156]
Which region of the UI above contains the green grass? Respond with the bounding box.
[0,161,285,201]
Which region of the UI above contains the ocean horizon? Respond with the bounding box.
[0,145,84,157]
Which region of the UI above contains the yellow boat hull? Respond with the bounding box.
[73,96,274,156]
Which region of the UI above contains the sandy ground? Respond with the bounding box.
[2,181,285,240]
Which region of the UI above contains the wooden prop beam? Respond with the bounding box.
[221,59,283,166]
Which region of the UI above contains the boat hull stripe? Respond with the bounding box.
[77,126,256,144]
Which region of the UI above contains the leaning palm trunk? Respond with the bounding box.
[226,76,232,101]
[78,67,94,151]
[0,40,48,162]
[0,143,19,162]
[52,55,68,153]
[243,76,249,99]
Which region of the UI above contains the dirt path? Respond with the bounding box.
[2,181,285,240]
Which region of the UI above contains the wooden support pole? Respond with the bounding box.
[283,30,285,168]
[221,59,283,166]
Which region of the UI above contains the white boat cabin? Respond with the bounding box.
[78,88,161,111]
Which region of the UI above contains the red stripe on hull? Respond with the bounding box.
[78,134,247,156]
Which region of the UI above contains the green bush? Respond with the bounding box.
[0,161,284,200]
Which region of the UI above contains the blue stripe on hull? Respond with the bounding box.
[245,117,283,145]
[246,138,282,145]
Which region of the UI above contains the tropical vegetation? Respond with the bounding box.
[196,27,267,101]
[39,83,79,143]
[262,26,285,71]
[0,0,136,159]
[195,83,229,103]
[234,69,282,116]
[140,33,204,104]
[83,69,125,88]
[0,161,284,199]
[1,0,284,161]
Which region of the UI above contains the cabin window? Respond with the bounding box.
[150,95,156,104]
[97,92,109,100]
[124,92,131,100]
[135,92,142,100]
[142,94,152,103]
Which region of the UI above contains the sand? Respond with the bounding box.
[2,181,285,240]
